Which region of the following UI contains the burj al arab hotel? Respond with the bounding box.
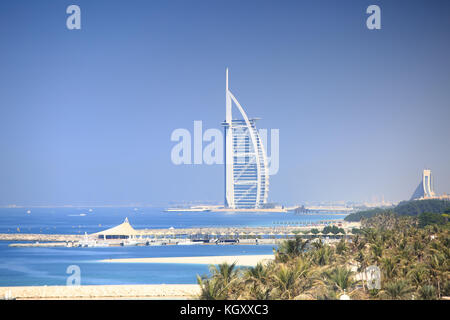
[222,69,269,209]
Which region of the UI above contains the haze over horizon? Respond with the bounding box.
[1,0,449,207]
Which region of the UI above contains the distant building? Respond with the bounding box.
[222,69,269,209]
[410,169,436,200]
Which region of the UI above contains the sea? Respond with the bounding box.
[0,207,344,286]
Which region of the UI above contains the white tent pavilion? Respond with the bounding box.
[93,217,139,240]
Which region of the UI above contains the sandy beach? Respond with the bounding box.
[100,254,274,266]
[0,255,274,300]
[0,284,200,300]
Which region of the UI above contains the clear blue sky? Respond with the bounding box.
[0,0,449,206]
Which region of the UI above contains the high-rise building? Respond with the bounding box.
[222,69,269,209]
[410,169,436,200]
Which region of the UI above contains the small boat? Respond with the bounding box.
[76,232,105,247]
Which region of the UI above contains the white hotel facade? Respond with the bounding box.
[222,69,269,209]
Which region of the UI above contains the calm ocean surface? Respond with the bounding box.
[0,207,344,286]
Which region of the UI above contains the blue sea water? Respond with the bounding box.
[0,207,344,286]
[0,207,343,234]
[0,241,275,286]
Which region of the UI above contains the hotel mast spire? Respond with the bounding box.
[226,68,231,123]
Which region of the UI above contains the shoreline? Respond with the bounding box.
[0,284,200,300]
[0,255,274,299]
[100,254,275,266]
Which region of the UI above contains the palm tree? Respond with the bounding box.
[335,238,347,255]
[196,211,448,301]
[362,228,379,243]
[247,282,272,300]
[417,285,437,300]
[271,264,298,299]
[197,275,228,300]
[427,252,447,299]
[244,262,269,285]
[412,239,425,262]
[197,261,240,299]
[380,280,412,300]
[312,245,334,266]
[276,236,309,261]
[209,262,239,286]
[407,264,430,287]
[355,250,369,291]
[350,234,367,254]
[323,266,359,294]
[381,257,397,281]
[370,242,383,263]
[311,239,324,250]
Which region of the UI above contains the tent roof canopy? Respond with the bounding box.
[93,217,139,236]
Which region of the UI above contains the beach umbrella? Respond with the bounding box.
[287,232,296,237]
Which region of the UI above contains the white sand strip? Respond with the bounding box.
[0,284,200,300]
[100,254,274,266]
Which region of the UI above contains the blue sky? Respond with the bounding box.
[0,0,449,206]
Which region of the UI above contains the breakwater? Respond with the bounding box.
[0,233,82,242]
[1,221,360,248]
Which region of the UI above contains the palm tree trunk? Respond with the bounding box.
[437,280,441,299]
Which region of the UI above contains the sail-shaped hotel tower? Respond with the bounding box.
[222,69,269,209]
[410,169,436,200]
